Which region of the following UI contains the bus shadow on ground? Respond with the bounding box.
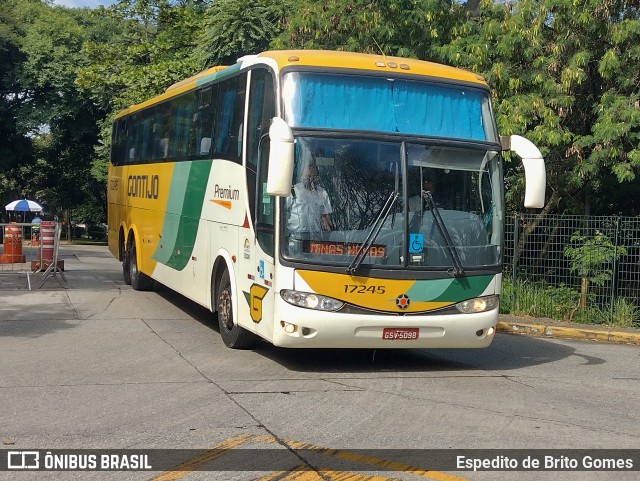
[153,284,590,374]
[252,334,587,373]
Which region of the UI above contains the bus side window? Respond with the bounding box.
[246,68,276,256]
[189,87,213,159]
[153,102,171,161]
[126,114,140,164]
[139,107,155,162]
[170,92,195,160]
[213,73,246,163]
[111,118,127,165]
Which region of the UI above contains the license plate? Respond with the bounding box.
[382,328,419,340]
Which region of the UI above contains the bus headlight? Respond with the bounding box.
[281,290,344,311]
[455,295,499,314]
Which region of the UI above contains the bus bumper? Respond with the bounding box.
[271,306,498,349]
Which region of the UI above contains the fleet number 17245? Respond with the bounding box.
[343,285,386,294]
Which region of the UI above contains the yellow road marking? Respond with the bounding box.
[252,435,470,481]
[148,434,471,481]
[252,466,408,481]
[147,433,252,481]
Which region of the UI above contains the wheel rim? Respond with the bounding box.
[219,284,233,331]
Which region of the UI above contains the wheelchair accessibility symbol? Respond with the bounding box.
[409,234,424,254]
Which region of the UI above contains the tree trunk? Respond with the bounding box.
[514,190,561,266]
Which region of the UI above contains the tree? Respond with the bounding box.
[77,0,205,204]
[437,0,640,216]
[196,0,288,68]
[0,0,107,232]
[0,0,33,208]
[272,0,459,59]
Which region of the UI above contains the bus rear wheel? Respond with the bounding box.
[128,238,154,291]
[216,269,256,349]
[122,237,131,285]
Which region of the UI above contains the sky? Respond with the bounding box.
[52,0,117,8]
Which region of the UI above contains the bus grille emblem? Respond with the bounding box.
[396,294,410,310]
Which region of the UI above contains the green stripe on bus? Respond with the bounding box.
[407,275,493,302]
[152,163,191,265]
[195,63,241,88]
[154,160,213,270]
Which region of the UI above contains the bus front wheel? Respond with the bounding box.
[216,269,256,349]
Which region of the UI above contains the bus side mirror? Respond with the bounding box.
[501,135,546,209]
[266,117,294,196]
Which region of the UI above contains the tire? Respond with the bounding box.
[122,238,132,285]
[129,238,154,291]
[216,268,256,349]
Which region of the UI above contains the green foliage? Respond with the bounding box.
[605,298,640,328]
[271,0,458,59]
[77,0,203,112]
[563,231,627,287]
[0,0,105,225]
[436,0,640,215]
[196,0,288,68]
[76,0,206,198]
[500,279,579,321]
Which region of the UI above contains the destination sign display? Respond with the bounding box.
[304,241,386,257]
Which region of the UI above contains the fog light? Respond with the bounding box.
[487,326,495,336]
[280,321,298,334]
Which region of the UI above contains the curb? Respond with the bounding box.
[496,321,640,345]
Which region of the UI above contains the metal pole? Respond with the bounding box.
[610,216,620,323]
[512,213,519,311]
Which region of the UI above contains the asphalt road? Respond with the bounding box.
[0,245,638,481]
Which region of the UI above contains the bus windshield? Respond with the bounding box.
[282,72,498,142]
[282,138,504,271]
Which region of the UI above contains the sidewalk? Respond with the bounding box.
[498,314,640,345]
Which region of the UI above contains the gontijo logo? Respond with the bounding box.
[127,175,159,199]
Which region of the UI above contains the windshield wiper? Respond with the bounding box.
[346,190,398,275]
[421,191,465,277]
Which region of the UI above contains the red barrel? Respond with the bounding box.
[0,223,26,263]
[39,221,56,263]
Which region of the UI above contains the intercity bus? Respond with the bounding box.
[108,50,546,349]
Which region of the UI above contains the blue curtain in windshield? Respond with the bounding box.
[289,74,396,132]
[289,74,487,141]
[393,80,486,140]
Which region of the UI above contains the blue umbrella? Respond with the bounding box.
[5,199,43,212]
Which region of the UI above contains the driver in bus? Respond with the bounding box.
[286,165,333,236]
[408,177,436,211]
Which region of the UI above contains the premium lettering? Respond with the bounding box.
[214,184,240,200]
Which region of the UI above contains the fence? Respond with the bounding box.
[0,222,65,290]
[503,214,640,327]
